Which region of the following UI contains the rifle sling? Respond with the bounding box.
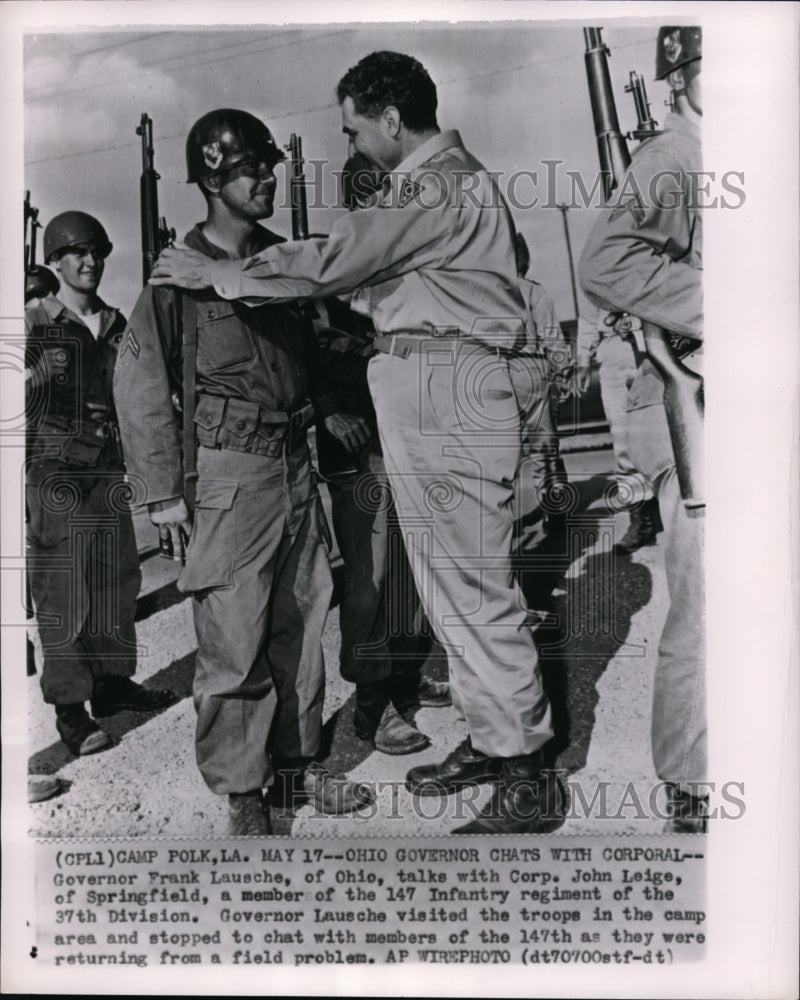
[181,293,198,513]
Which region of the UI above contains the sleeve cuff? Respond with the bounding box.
[148,495,183,513]
[211,260,242,300]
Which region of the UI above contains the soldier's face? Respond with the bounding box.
[55,246,104,293]
[217,161,277,220]
[341,97,400,172]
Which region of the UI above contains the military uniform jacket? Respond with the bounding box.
[113,224,316,506]
[25,293,127,474]
[579,112,702,410]
[208,130,533,351]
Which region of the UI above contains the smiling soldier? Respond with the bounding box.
[113,109,372,835]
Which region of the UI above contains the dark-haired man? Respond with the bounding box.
[114,109,371,835]
[152,54,562,834]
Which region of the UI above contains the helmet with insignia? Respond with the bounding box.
[655,26,702,81]
[186,108,285,184]
[341,152,385,210]
[43,211,113,263]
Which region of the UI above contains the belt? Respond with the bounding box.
[371,332,519,359]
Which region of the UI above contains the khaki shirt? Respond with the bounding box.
[210,130,532,351]
[578,112,702,339]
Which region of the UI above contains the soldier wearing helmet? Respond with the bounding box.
[114,109,372,835]
[580,28,706,831]
[25,211,176,759]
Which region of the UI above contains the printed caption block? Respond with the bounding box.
[35,836,706,968]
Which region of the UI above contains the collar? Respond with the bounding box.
[392,129,463,177]
[185,222,285,261]
[38,293,117,333]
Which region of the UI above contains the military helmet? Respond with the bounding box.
[655,26,702,81]
[43,211,112,263]
[340,152,385,210]
[186,108,284,183]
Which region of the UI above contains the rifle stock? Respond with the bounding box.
[583,27,704,509]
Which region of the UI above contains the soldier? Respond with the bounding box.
[113,109,372,835]
[152,53,563,834]
[579,27,705,831]
[315,153,450,756]
[576,305,662,551]
[25,211,176,758]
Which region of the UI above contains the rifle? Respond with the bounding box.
[285,134,310,241]
[24,191,59,302]
[582,27,704,509]
[135,114,187,557]
[136,113,175,284]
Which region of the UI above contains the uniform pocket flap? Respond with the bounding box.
[194,395,226,431]
[223,397,260,438]
[196,301,238,325]
[195,480,238,510]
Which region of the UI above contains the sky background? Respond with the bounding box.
[23,20,669,319]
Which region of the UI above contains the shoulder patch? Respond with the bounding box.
[397,178,424,208]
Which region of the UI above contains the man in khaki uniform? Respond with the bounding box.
[152,53,563,834]
[579,27,705,832]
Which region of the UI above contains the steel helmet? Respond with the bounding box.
[340,152,385,210]
[186,108,284,183]
[43,211,113,263]
[655,27,702,81]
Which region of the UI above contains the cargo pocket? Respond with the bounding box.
[178,480,238,594]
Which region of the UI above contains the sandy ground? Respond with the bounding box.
[26,444,674,839]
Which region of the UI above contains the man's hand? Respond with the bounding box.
[323,412,371,453]
[575,365,593,396]
[150,247,216,290]
[149,499,192,562]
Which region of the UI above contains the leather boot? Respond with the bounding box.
[271,759,374,814]
[55,704,114,757]
[356,680,431,754]
[663,784,708,834]
[614,497,660,554]
[228,791,272,836]
[374,705,430,755]
[454,752,566,834]
[392,671,452,711]
[91,676,178,717]
[406,737,501,796]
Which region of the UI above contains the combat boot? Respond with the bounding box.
[392,671,452,711]
[228,791,272,836]
[406,737,501,796]
[55,704,114,757]
[614,497,661,554]
[91,676,178,717]
[354,680,430,754]
[272,759,374,814]
[663,784,708,834]
[454,752,565,834]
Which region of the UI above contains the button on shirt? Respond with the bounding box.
[210,130,532,351]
